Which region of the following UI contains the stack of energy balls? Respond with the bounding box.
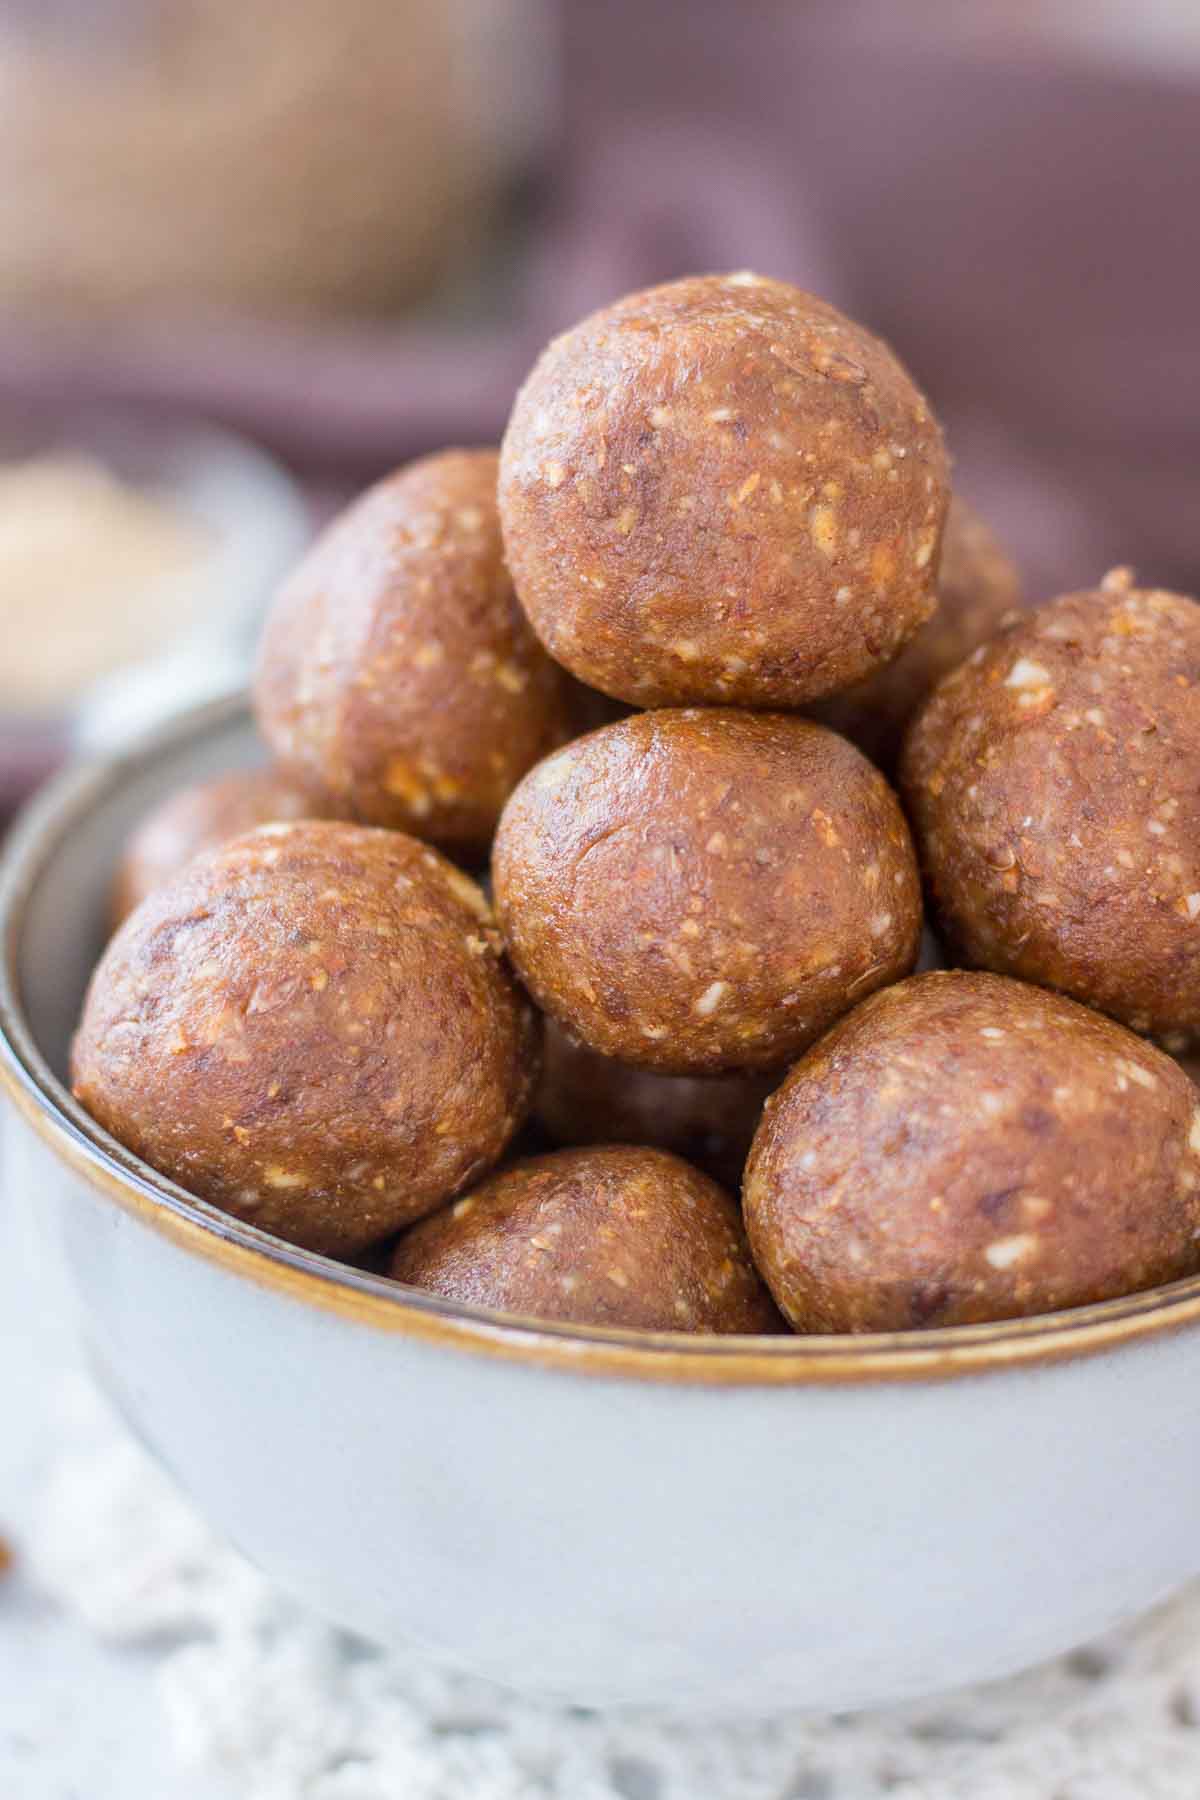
[73,274,1200,1337]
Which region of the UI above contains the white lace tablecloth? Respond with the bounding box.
[4,1152,1200,1800]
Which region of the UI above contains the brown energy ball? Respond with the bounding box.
[902,570,1200,1049]
[389,1146,782,1333]
[811,495,1022,769]
[535,1019,775,1188]
[255,448,573,860]
[499,271,949,710]
[493,708,922,1075]
[745,970,1200,1333]
[110,767,342,927]
[72,821,540,1257]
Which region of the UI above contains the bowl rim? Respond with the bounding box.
[5,693,1200,1387]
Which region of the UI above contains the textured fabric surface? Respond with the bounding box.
[11,1366,1200,1800]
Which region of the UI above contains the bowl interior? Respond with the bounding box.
[14,705,266,1085]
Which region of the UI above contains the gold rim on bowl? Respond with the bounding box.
[4,694,1200,1385]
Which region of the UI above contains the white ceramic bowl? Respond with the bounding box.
[4,696,1200,1715]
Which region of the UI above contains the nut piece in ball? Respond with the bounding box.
[812,496,1022,769]
[745,971,1200,1332]
[493,708,922,1074]
[111,766,342,926]
[73,821,541,1256]
[902,570,1200,1047]
[499,272,949,709]
[390,1146,783,1333]
[255,448,573,860]
[536,1019,774,1188]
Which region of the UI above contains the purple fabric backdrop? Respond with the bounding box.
[0,3,1195,601]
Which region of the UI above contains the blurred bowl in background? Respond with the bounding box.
[0,0,552,321]
[0,409,309,816]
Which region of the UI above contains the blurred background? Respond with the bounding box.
[1,0,1197,817]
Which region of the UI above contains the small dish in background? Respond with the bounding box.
[0,408,309,813]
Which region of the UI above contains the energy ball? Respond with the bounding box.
[110,766,341,926]
[389,1146,782,1333]
[535,1019,775,1188]
[499,271,949,709]
[902,570,1200,1048]
[812,496,1022,769]
[492,709,922,1074]
[255,448,573,860]
[73,821,540,1257]
[745,971,1200,1332]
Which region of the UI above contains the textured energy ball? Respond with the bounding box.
[110,767,341,926]
[902,571,1200,1048]
[492,709,922,1074]
[255,448,573,860]
[390,1146,782,1333]
[745,971,1200,1332]
[499,271,950,709]
[73,822,540,1257]
[535,1019,775,1188]
[812,495,1022,769]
